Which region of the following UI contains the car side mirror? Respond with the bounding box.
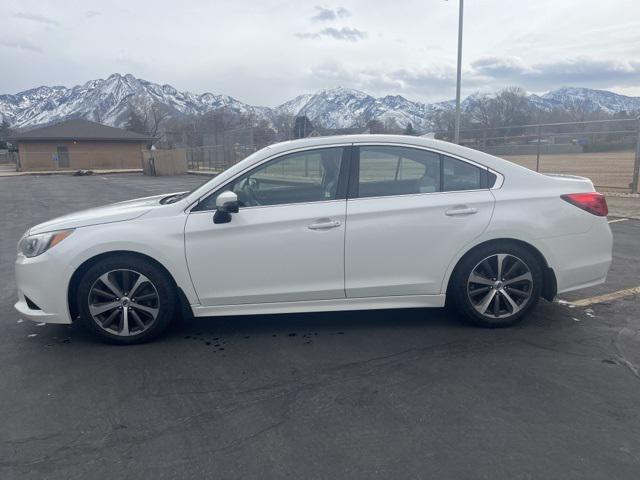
[213,191,239,224]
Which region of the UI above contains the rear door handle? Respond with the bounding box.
[445,206,478,216]
[308,219,341,230]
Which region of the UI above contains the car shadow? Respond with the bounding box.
[27,300,585,351]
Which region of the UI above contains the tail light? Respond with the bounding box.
[561,192,608,216]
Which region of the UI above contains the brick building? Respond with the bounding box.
[12,119,154,171]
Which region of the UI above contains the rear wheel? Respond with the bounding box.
[450,243,543,327]
[77,255,177,344]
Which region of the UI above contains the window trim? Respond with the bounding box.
[190,144,354,213]
[348,143,503,200]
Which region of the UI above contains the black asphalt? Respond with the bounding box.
[1,174,639,479]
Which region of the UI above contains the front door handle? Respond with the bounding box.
[308,219,341,230]
[445,206,478,216]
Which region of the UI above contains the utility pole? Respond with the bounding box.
[454,0,464,144]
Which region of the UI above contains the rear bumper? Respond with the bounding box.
[539,219,613,294]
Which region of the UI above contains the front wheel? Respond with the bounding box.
[450,243,543,328]
[76,255,177,344]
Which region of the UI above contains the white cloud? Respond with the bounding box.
[13,12,58,26]
[471,56,640,91]
[0,0,639,104]
[311,6,351,22]
[0,37,42,53]
[296,26,367,42]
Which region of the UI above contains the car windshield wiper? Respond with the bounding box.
[161,192,189,204]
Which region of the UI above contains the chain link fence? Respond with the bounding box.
[436,117,640,193]
[188,119,640,192]
[0,151,19,171]
[186,144,260,173]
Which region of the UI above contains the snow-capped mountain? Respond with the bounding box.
[277,87,437,131]
[1,74,639,132]
[533,87,640,114]
[0,74,268,129]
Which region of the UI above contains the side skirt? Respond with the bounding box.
[191,294,446,318]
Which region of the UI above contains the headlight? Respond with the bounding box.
[18,229,74,258]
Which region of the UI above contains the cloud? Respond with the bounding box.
[84,10,101,18]
[305,56,640,104]
[308,61,467,99]
[311,6,351,22]
[297,27,366,42]
[0,38,42,53]
[470,56,640,90]
[13,12,58,26]
[471,56,531,77]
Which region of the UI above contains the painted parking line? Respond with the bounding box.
[566,286,640,307]
[608,218,629,224]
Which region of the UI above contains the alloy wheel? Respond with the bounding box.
[466,254,533,319]
[88,269,160,336]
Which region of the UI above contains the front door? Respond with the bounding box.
[345,145,495,297]
[185,146,350,306]
[57,146,69,168]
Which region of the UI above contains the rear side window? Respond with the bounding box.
[357,146,440,198]
[354,146,492,198]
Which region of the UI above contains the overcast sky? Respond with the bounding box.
[2,0,640,105]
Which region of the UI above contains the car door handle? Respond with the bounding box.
[445,206,478,216]
[308,219,341,230]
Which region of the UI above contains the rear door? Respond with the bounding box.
[345,144,495,297]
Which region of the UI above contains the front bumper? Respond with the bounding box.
[14,251,74,324]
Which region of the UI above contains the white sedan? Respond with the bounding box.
[15,135,612,344]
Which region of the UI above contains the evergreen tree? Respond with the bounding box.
[403,122,415,136]
[0,119,13,149]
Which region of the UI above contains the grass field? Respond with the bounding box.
[502,150,637,192]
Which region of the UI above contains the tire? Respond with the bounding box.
[76,255,177,344]
[449,242,543,328]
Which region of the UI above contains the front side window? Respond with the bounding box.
[199,147,345,209]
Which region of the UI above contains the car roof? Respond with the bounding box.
[265,134,527,173]
[184,134,541,205]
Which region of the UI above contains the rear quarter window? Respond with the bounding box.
[442,156,483,192]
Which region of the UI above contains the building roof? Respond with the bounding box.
[11,119,154,142]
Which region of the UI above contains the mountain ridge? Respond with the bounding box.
[2,73,640,132]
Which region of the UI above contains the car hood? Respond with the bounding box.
[28,192,185,235]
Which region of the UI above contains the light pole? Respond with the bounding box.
[453,0,464,144]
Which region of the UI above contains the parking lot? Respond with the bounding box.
[1,173,639,479]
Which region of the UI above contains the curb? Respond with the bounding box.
[188,170,220,176]
[0,169,143,178]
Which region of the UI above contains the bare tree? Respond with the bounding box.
[125,98,170,142]
[469,87,531,130]
[148,105,169,138]
[563,97,603,123]
[383,118,403,134]
[432,109,464,140]
[271,114,296,141]
[253,120,277,148]
[125,105,148,135]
